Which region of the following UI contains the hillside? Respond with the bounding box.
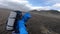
[0,8,13,34]
[0,8,60,34]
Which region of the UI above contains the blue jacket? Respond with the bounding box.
[16,12,31,34]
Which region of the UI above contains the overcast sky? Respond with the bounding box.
[0,0,60,11]
[0,0,31,11]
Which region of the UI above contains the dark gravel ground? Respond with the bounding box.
[0,8,60,34]
[0,8,12,34]
[26,12,60,34]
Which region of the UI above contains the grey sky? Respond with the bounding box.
[0,0,31,11]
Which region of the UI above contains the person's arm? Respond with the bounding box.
[17,12,31,34]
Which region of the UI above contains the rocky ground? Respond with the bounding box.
[0,8,60,34]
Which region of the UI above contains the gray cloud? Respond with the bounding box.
[0,0,60,11]
[0,0,31,11]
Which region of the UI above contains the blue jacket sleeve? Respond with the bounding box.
[17,12,31,34]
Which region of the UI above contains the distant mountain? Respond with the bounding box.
[30,10,60,15]
[31,10,59,12]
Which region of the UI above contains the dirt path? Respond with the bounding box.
[26,12,60,34]
[0,9,12,34]
[0,9,60,34]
